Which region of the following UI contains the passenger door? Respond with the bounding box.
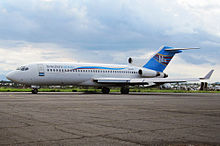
[38,64,45,76]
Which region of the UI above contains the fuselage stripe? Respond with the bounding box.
[74,66,125,70]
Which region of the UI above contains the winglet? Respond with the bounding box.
[200,70,214,80]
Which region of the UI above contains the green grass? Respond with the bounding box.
[0,87,219,93]
[0,88,32,92]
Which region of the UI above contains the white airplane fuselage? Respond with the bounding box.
[6,62,164,87]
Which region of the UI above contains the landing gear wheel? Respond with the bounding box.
[32,88,38,94]
[102,87,110,94]
[120,87,129,94]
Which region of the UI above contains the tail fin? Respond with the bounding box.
[143,46,199,72]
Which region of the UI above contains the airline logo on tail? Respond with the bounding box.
[154,54,173,66]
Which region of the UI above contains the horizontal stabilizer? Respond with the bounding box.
[165,48,200,51]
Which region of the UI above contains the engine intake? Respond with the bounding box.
[138,68,168,78]
[128,57,133,64]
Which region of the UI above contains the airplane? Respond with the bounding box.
[6,46,214,94]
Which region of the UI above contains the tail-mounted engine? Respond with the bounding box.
[138,68,168,78]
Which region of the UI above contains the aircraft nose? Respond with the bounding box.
[6,71,16,82]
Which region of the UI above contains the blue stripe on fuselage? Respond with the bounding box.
[74,66,125,70]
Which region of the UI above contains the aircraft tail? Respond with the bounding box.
[143,46,199,72]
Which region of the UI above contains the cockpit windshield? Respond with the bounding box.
[16,66,29,71]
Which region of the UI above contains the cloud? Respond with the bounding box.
[0,41,76,71]
[177,0,220,37]
[0,0,220,47]
[165,55,219,83]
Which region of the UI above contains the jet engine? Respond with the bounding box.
[138,68,168,78]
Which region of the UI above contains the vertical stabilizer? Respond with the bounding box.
[143,46,199,72]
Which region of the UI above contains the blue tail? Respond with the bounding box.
[143,46,198,72]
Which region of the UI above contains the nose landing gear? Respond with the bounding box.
[31,85,40,94]
[32,88,38,94]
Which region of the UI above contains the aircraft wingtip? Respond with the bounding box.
[200,69,214,80]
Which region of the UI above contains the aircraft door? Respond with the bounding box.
[38,64,45,76]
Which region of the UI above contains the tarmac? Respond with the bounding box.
[0,92,219,145]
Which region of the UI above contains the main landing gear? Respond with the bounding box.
[120,87,129,94]
[102,87,110,94]
[101,87,130,94]
[32,88,38,94]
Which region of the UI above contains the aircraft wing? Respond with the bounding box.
[93,77,199,85]
[93,70,214,85]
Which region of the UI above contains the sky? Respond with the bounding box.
[0,0,219,82]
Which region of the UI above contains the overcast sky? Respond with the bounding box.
[0,0,219,82]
